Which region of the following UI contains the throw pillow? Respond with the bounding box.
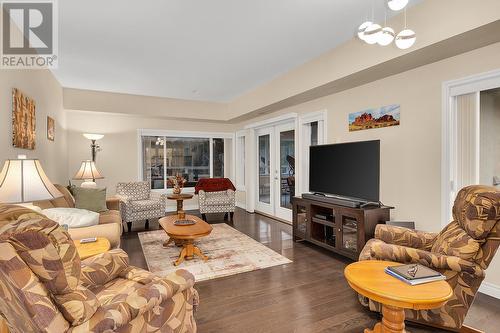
[71,187,108,213]
[42,208,100,228]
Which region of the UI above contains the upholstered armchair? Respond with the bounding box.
[116,181,167,232]
[359,185,500,332]
[0,205,198,333]
[195,178,236,221]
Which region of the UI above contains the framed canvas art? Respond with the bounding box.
[47,116,55,141]
[349,104,400,132]
[12,88,36,149]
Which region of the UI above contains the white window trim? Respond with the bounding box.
[137,129,233,193]
[442,69,500,227]
[234,130,246,191]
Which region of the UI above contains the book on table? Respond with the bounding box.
[385,264,446,285]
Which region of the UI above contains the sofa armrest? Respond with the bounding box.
[149,191,167,210]
[375,224,438,251]
[120,267,195,295]
[360,239,484,277]
[80,249,130,288]
[106,197,120,211]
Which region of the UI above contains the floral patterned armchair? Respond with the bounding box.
[359,185,500,331]
[0,205,198,333]
[116,181,167,232]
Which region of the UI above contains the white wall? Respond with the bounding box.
[66,110,236,210]
[234,42,500,289]
[0,70,67,183]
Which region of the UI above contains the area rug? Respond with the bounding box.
[138,224,292,282]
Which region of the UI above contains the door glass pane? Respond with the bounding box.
[280,130,295,209]
[258,135,271,204]
[213,138,224,178]
[142,136,165,190]
[165,137,210,187]
[310,121,319,146]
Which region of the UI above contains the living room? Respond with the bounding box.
[1,0,500,332]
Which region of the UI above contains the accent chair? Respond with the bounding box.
[359,185,500,332]
[0,204,198,333]
[116,181,167,232]
[195,178,236,221]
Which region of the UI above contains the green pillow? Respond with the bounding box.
[71,187,108,213]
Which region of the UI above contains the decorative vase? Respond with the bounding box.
[173,185,181,195]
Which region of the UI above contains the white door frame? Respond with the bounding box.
[297,110,328,195]
[255,126,275,216]
[441,68,500,227]
[274,121,296,221]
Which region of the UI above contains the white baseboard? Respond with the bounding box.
[479,281,500,299]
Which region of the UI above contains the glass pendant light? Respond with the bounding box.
[378,9,395,46]
[364,23,382,44]
[388,0,409,11]
[358,21,373,41]
[395,8,416,49]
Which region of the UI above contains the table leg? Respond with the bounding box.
[162,237,174,248]
[174,246,188,266]
[365,304,406,333]
[193,245,209,261]
[176,199,183,214]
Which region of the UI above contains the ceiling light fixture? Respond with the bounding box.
[357,21,373,41]
[387,0,408,11]
[364,23,382,45]
[377,8,395,46]
[395,8,416,49]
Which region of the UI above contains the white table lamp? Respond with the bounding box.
[0,156,63,204]
[73,160,104,188]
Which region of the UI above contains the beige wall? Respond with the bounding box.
[0,70,67,184]
[234,42,500,287]
[66,110,236,210]
[229,0,500,119]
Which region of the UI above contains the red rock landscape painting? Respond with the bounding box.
[348,104,400,132]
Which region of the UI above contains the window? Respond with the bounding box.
[141,133,228,190]
[235,135,245,189]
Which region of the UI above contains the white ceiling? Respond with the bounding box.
[53,0,422,102]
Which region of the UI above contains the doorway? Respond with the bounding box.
[256,122,296,221]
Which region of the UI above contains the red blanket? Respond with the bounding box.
[195,178,236,194]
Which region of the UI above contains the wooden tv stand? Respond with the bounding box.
[292,196,392,260]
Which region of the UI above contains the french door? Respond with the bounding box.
[256,122,296,222]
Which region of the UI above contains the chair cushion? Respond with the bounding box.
[116,181,150,201]
[452,185,500,240]
[205,191,233,205]
[130,199,162,212]
[431,221,481,261]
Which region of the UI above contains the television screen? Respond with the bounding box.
[309,140,380,202]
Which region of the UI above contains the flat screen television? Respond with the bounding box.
[309,140,380,202]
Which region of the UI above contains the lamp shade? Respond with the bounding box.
[0,159,63,203]
[83,133,104,141]
[73,160,104,180]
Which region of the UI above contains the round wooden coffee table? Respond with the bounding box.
[73,237,111,260]
[344,260,453,333]
[159,214,213,266]
[167,193,194,214]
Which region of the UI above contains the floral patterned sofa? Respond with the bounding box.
[359,185,500,331]
[0,205,198,333]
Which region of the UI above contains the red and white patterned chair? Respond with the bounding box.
[195,178,236,222]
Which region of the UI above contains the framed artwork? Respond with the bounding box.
[47,116,55,141]
[12,88,36,149]
[349,104,400,132]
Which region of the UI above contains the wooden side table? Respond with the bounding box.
[167,193,194,214]
[74,237,111,260]
[344,260,453,333]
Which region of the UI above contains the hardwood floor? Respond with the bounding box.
[121,208,500,333]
